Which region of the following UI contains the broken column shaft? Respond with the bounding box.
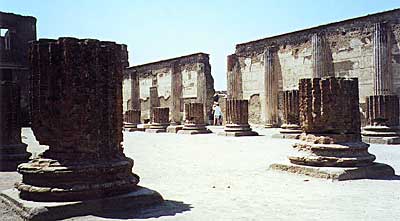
[146,107,169,133]
[0,81,31,171]
[17,38,140,201]
[270,77,394,180]
[178,103,211,135]
[219,99,258,136]
[278,90,301,139]
[124,109,143,131]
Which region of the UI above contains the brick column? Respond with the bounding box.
[0,81,31,171]
[219,99,258,136]
[124,109,143,131]
[362,23,400,144]
[270,77,395,180]
[15,38,162,203]
[279,90,301,138]
[178,103,211,135]
[146,107,169,133]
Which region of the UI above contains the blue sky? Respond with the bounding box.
[1,0,399,90]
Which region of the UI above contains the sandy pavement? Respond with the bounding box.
[1,127,400,220]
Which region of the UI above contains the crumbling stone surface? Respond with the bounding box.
[219,99,258,137]
[289,77,377,168]
[16,38,139,201]
[0,81,30,171]
[281,90,300,127]
[365,95,399,126]
[124,109,141,124]
[299,78,360,138]
[178,103,211,135]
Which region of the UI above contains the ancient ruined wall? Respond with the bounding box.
[124,53,214,123]
[0,11,37,125]
[228,9,400,125]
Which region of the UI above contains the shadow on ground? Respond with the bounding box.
[93,200,192,219]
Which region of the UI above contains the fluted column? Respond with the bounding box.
[362,23,400,144]
[17,38,139,201]
[0,81,31,171]
[270,77,395,181]
[146,107,169,132]
[220,99,258,136]
[178,103,211,135]
[264,47,279,127]
[278,90,301,138]
[123,109,142,131]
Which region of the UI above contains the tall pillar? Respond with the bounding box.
[311,33,331,78]
[146,107,169,133]
[270,77,394,180]
[0,81,31,171]
[227,54,242,99]
[362,23,400,144]
[130,72,140,110]
[170,62,182,124]
[149,86,159,123]
[124,109,144,132]
[277,90,301,139]
[219,99,258,136]
[264,47,279,127]
[9,38,162,210]
[178,103,211,135]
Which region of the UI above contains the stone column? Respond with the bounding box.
[264,47,279,127]
[270,77,394,180]
[219,99,258,136]
[311,33,329,78]
[170,62,182,124]
[278,90,301,139]
[124,109,143,131]
[146,107,169,133]
[227,54,242,99]
[362,23,400,144]
[149,86,159,123]
[178,103,211,135]
[13,38,162,205]
[0,81,31,171]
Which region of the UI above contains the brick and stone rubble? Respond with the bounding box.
[178,103,211,135]
[219,99,258,136]
[16,38,140,201]
[0,80,31,171]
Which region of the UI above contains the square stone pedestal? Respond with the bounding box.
[0,187,163,221]
[361,136,400,145]
[269,162,395,181]
[177,129,212,135]
[145,128,167,133]
[166,125,184,133]
[218,130,258,137]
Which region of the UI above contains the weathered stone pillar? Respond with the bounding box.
[8,38,162,211]
[0,81,31,171]
[264,47,279,127]
[170,62,182,124]
[146,107,169,133]
[219,99,258,136]
[227,54,242,99]
[277,90,301,139]
[149,86,159,123]
[178,103,211,135]
[124,109,144,132]
[362,23,400,144]
[270,77,394,180]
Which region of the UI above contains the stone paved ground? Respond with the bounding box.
[1,127,400,220]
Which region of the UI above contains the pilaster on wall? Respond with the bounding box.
[264,47,279,127]
[131,72,140,110]
[373,22,392,96]
[149,86,159,122]
[171,62,182,123]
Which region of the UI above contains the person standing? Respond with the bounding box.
[213,103,223,126]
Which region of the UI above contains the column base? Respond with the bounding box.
[123,123,145,132]
[145,123,169,133]
[361,125,400,144]
[0,186,163,221]
[177,124,212,135]
[218,124,258,137]
[269,162,395,181]
[0,143,31,171]
[272,124,302,139]
[166,125,184,133]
